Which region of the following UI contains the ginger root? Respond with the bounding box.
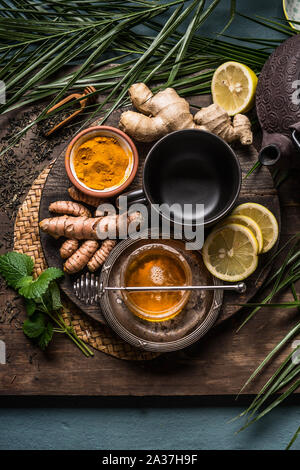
[68,186,105,208]
[194,104,252,146]
[87,239,116,272]
[194,104,236,143]
[119,83,252,145]
[59,239,79,259]
[49,200,91,217]
[119,83,199,142]
[233,113,253,145]
[64,240,99,274]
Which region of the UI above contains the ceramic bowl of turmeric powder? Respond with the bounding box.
[65,126,139,197]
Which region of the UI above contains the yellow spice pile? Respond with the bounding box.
[74,136,130,190]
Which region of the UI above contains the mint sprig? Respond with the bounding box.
[23,313,54,350]
[18,267,64,299]
[0,251,34,289]
[38,323,54,350]
[23,312,48,338]
[0,252,93,357]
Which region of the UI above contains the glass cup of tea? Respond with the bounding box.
[120,243,192,322]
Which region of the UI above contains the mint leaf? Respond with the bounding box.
[49,281,62,310]
[25,299,36,316]
[38,323,53,350]
[23,314,53,349]
[0,252,34,289]
[18,267,64,299]
[23,312,46,338]
[15,276,33,289]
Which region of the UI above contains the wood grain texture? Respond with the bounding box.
[0,95,299,397]
[39,98,280,327]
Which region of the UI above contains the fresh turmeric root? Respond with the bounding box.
[64,240,99,274]
[96,211,141,238]
[87,240,117,272]
[59,239,79,259]
[41,198,140,274]
[119,83,252,145]
[68,186,105,208]
[39,212,141,240]
[49,201,91,217]
[40,216,101,239]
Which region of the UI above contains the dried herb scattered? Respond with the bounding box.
[0,0,270,155]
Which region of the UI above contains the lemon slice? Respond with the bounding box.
[202,223,259,282]
[216,214,264,254]
[232,203,278,253]
[211,61,258,115]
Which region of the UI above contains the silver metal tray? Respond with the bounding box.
[99,236,223,352]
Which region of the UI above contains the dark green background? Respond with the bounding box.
[1,0,300,450]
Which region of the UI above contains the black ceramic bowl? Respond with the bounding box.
[142,129,242,227]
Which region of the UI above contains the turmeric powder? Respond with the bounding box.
[74,136,131,190]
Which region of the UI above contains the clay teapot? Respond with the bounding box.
[256,34,300,167]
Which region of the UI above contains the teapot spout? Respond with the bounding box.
[258,132,294,167]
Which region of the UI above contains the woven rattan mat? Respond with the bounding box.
[13,164,158,361]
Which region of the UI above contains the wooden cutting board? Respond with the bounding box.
[1,94,297,398]
[39,101,280,327]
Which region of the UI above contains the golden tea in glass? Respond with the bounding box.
[121,244,192,322]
